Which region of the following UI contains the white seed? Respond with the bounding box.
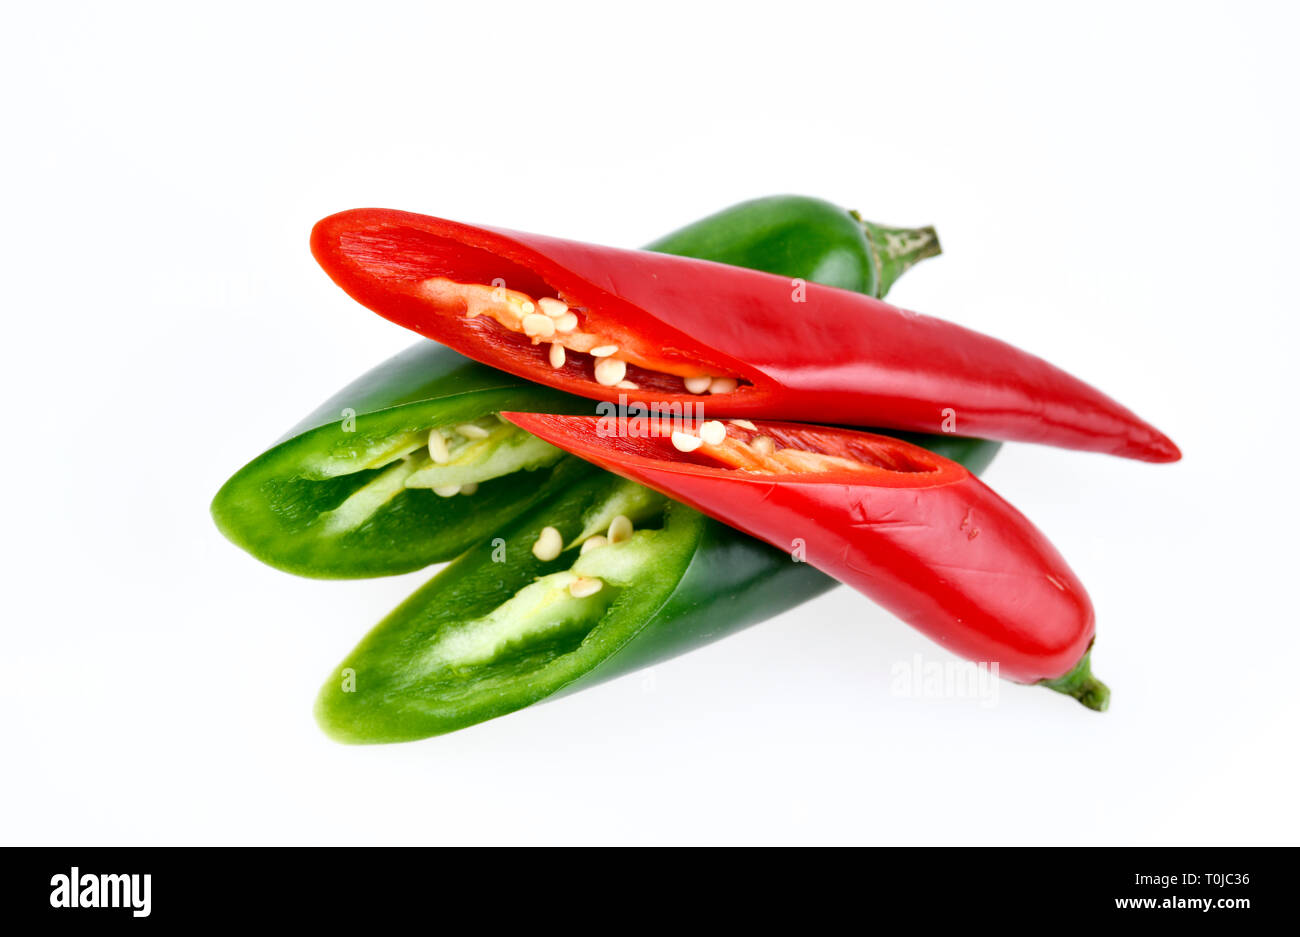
[548,342,566,369]
[538,297,569,318]
[608,514,633,544]
[455,422,491,440]
[699,420,727,446]
[522,313,556,338]
[505,299,534,320]
[459,482,478,495]
[532,526,563,562]
[594,357,627,386]
[615,380,638,389]
[433,484,461,498]
[554,312,579,333]
[671,431,703,453]
[683,375,712,394]
[752,435,775,455]
[708,377,738,394]
[427,429,451,464]
[579,535,609,554]
[730,419,757,431]
[590,344,619,358]
[568,577,604,598]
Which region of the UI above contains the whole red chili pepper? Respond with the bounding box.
[500,412,1103,703]
[312,208,1179,463]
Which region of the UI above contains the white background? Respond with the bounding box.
[3,1,1296,845]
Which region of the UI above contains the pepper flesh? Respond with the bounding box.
[502,413,1097,686]
[311,208,1180,463]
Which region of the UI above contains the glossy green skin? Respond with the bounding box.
[646,194,942,301]
[211,344,595,577]
[215,195,983,579]
[317,433,999,742]
[279,340,553,442]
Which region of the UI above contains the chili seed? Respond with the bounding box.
[538,297,568,318]
[699,420,726,445]
[607,514,633,544]
[427,429,451,464]
[672,431,703,452]
[594,357,627,386]
[523,313,556,338]
[568,577,604,598]
[532,526,563,562]
[455,423,491,439]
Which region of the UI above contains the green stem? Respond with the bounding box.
[1039,651,1111,712]
[853,212,942,298]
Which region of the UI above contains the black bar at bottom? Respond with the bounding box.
[3,846,1287,924]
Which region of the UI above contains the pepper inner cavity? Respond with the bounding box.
[668,421,940,476]
[425,484,669,671]
[318,415,564,532]
[419,276,743,394]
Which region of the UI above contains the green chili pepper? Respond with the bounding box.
[213,195,974,579]
[315,432,999,742]
[211,346,596,577]
[645,194,942,300]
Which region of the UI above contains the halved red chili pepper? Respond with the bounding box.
[500,412,1097,689]
[312,208,1179,463]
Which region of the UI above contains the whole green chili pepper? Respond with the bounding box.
[645,194,942,300]
[213,196,976,578]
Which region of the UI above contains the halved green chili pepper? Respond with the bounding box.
[213,196,976,578]
[211,345,595,577]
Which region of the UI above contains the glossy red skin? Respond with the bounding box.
[502,413,1096,683]
[312,208,1179,463]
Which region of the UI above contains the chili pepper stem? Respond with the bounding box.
[1039,651,1111,712]
[852,212,942,297]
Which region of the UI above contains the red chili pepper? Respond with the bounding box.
[312,208,1179,463]
[500,412,1097,690]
